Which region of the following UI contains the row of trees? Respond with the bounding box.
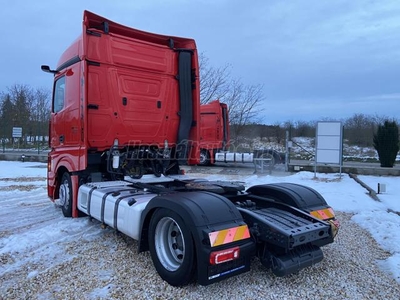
[233,117,399,167]
[0,84,51,146]
[232,114,399,148]
[230,118,399,168]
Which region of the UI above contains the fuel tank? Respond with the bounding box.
[77,181,155,240]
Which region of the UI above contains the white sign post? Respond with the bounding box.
[12,127,23,150]
[315,122,343,177]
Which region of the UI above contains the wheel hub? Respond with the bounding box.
[155,217,185,271]
[59,181,69,206]
[199,152,207,164]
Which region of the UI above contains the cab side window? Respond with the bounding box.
[53,76,66,113]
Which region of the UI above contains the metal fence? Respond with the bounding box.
[289,127,400,164]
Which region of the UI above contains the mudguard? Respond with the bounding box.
[246,183,339,246]
[139,191,255,285]
[246,183,329,212]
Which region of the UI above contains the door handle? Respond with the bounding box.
[59,135,65,143]
[88,104,99,110]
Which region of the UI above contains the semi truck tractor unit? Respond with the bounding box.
[42,11,339,286]
[199,100,229,165]
[199,100,285,167]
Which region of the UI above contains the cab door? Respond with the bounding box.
[50,66,82,149]
[50,75,66,149]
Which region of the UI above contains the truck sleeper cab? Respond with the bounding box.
[42,10,201,217]
[42,11,338,287]
[199,100,230,165]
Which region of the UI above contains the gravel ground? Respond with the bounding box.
[1,210,399,300]
[1,170,400,300]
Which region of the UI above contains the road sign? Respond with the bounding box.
[12,127,22,138]
[315,121,343,177]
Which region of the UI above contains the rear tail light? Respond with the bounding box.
[210,246,240,265]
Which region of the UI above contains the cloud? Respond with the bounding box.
[0,0,399,123]
[260,93,400,124]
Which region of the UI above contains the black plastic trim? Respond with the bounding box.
[87,104,99,110]
[56,55,81,72]
[200,112,217,115]
[86,186,97,215]
[102,21,109,34]
[176,50,193,163]
[113,194,138,230]
[221,105,229,149]
[100,188,133,223]
[86,29,101,37]
[168,38,174,49]
[86,60,101,67]
[246,183,328,211]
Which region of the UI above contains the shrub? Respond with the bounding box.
[373,120,399,167]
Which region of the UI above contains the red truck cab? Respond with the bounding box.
[199,100,230,165]
[42,11,201,217]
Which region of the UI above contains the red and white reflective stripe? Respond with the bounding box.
[310,207,335,220]
[209,225,250,247]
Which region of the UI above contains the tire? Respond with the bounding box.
[148,208,196,286]
[199,149,210,166]
[165,160,180,175]
[59,172,73,217]
[152,161,163,177]
[256,152,275,170]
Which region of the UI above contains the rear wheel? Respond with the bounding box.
[148,208,196,286]
[59,172,73,217]
[256,152,275,170]
[199,149,210,166]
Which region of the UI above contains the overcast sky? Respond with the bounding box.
[1,0,399,123]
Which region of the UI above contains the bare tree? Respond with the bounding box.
[272,122,286,145]
[7,84,33,145]
[225,80,264,139]
[344,113,375,146]
[199,53,265,142]
[199,53,231,104]
[1,84,51,147]
[293,120,315,138]
[30,88,51,144]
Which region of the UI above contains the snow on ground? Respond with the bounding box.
[0,161,399,286]
[0,161,46,178]
[0,161,105,290]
